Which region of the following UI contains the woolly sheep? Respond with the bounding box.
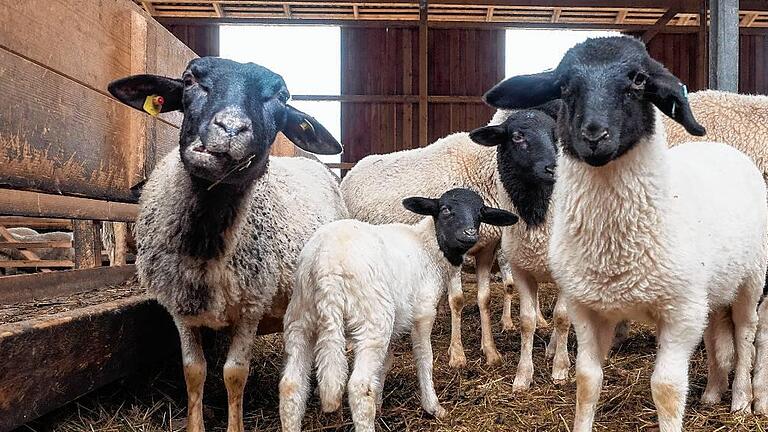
[279,188,518,431]
[108,57,347,432]
[340,131,546,367]
[485,36,767,431]
[0,228,74,275]
[469,102,573,391]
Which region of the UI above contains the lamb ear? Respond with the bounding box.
[469,125,507,147]
[645,62,705,136]
[479,207,519,226]
[402,197,439,216]
[484,70,561,109]
[282,105,343,155]
[108,74,184,113]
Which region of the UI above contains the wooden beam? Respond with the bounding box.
[0,265,135,305]
[0,189,138,222]
[112,223,129,266]
[0,241,72,249]
[0,296,178,431]
[72,220,101,269]
[418,0,429,147]
[353,4,360,18]
[213,2,225,17]
[709,0,739,91]
[0,260,74,269]
[742,12,759,26]
[0,226,42,262]
[552,7,562,23]
[0,217,71,230]
[697,0,709,89]
[141,1,156,15]
[642,8,680,42]
[283,4,292,17]
[486,6,495,21]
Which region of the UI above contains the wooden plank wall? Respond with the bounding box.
[341,26,504,164]
[0,0,196,203]
[160,22,220,57]
[428,28,504,143]
[645,30,768,94]
[341,27,420,163]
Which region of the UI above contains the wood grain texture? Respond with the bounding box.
[72,220,101,269]
[0,295,178,431]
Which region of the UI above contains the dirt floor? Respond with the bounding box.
[18,280,768,432]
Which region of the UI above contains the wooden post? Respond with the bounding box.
[698,0,709,89]
[709,0,739,91]
[418,0,429,147]
[72,220,101,269]
[112,223,128,266]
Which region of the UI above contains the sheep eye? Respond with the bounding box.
[511,131,525,144]
[441,207,451,216]
[183,73,197,88]
[630,72,647,91]
[275,89,290,103]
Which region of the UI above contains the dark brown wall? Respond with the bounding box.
[428,28,505,143]
[159,22,220,57]
[341,26,504,165]
[645,30,768,95]
[341,27,420,163]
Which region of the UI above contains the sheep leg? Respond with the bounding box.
[512,268,538,391]
[374,346,395,412]
[730,280,761,413]
[224,320,258,432]
[549,293,571,383]
[651,317,703,432]
[754,297,768,414]
[279,317,316,432]
[476,245,502,365]
[412,313,446,419]
[177,322,206,432]
[572,307,616,432]
[498,255,516,332]
[348,335,391,432]
[701,308,733,405]
[447,273,467,368]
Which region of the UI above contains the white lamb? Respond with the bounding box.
[484,36,767,431]
[341,131,547,368]
[279,188,519,432]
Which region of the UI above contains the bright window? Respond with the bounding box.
[220,25,341,171]
[506,29,619,77]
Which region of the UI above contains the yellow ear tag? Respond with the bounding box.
[143,95,164,116]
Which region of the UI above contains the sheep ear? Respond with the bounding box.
[645,63,705,136]
[480,207,519,226]
[469,125,507,147]
[402,197,439,216]
[282,105,343,155]
[533,99,563,121]
[484,70,561,109]
[108,74,184,113]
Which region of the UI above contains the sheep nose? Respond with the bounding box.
[581,124,610,149]
[213,111,251,137]
[463,228,478,239]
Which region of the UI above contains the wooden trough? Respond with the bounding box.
[0,0,196,430]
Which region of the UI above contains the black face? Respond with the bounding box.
[108,57,342,185]
[403,188,518,266]
[470,104,559,185]
[482,36,705,168]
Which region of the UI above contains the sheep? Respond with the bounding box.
[0,228,75,275]
[107,57,347,432]
[469,101,574,390]
[279,188,519,431]
[483,35,767,431]
[756,295,768,414]
[340,131,547,367]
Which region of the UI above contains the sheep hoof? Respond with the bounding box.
[754,396,768,415]
[731,399,752,414]
[485,350,503,366]
[551,369,568,384]
[512,373,532,392]
[430,405,447,420]
[501,318,515,332]
[448,350,467,369]
[700,390,722,405]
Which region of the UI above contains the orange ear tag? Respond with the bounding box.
[143,95,164,116]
